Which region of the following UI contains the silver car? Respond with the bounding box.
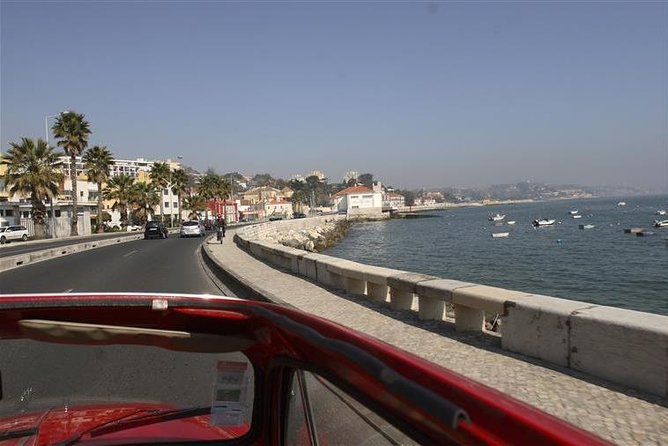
[179,220,205,238]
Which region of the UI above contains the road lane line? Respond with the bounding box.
[123,249,139,258]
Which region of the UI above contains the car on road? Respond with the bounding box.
[0,293,608,445]
[180,220,205,237]
[0,225,30,244]
[293,212,306,219]
[144,221,168,239]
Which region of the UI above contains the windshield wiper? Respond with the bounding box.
[58,406,210,446]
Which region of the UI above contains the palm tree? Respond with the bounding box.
[51,111,91,236]
[104,174,135,227]
[1,138,64,240]
[182,194,207,220]
[150,162,170,224]
[82,146,113,233]
[170,169,189,226]
[129,182,160,224]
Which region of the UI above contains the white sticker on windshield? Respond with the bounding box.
[211,360,250,427]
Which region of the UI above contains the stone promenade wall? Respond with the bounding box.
[234,217,668,398]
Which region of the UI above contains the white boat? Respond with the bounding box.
[507,221,516,225]
[491,232,510,238]
[572,215,582,219]
[653,219,668,228]
[579,224,595,230]
[532,218,556,227]
[617,201,627,207]
[569,210,579,215]
[489,213,506,222]
[656,210,666,216]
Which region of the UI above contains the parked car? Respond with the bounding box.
[180,220,205,237]
[0,225,30,244]
[293,212,306,219]
[144,221,168,239]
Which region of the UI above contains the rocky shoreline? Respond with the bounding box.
[260,219,351,252]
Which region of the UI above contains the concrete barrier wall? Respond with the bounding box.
[234,219,668,398]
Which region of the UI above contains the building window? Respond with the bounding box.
[164,190,169,195]
[164,201,169,208]
[5,210,13,217]
[362,195,372,199]
[173,202,178,208]
[80,191,84,197]
[55,210,61,217]
[22,211,30,218]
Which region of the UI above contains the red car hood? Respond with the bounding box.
[0,402,245,445]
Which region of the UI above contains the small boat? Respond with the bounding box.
[636,230,655,237]
[572,215,582,219]
[617,201,627,207]
[579,224,596,229]
[569,210,579,215]
[624,227,644,234]
[532,219,556,227]
[653,219,668,228]
[489,213,506,222]
[507,221,516,225]
[657,210,667,216]
[491,232,510,238]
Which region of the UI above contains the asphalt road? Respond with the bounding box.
[0,233,230,295]
[0,231,145,258]
[0,234,249,422]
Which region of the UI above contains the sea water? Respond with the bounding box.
[325,196,668,315]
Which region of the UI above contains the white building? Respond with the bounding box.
[333,185,384,219]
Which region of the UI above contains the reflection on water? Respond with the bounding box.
[325,196,668,315]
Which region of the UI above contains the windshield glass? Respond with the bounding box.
[0,338,254,443]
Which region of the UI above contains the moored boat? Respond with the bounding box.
[491,232,510,238]
[569,210,579,215]
[489,213,506,222]
[579,224,595,229]
[617,201,627,207]
[532,219,556,227]
[653,219,668,228]
[572,214,582,219]
[624,227,644,234]
[656,210,666,216]
[507,220,516,225]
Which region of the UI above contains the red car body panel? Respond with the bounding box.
[0,293,610,445]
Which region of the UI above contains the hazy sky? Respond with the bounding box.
[1,1,667,191]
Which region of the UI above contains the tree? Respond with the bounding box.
[52,111,91,236]
[82,146,113,233]
[289,190,309,213]
[250,173,275,187]
[182,194,207,220]
[130,182,160,223]
[357,173,374,188]
[150,162,171,223]
[104,173,135,227]
[170,169,189,225]
[1,138,64,240]
[198,172,230,201]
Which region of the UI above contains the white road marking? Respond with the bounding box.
[123,249,138,258]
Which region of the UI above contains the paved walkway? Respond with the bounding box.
[204,230,668,445]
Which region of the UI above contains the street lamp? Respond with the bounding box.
[44,110,70,238]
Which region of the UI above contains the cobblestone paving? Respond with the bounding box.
[206,234,668,445]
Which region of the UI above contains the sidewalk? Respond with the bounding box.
[203,230,668,445]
